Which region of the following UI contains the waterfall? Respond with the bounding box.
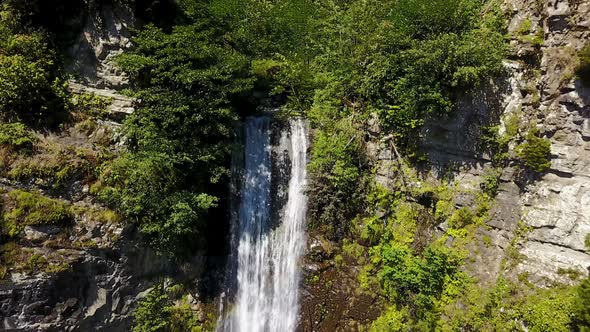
[218,117,308,332]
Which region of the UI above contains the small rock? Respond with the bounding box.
[24,225,62,242]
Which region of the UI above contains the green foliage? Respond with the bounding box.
[517,18,532,35]
[209,0,317,57]
[370,305,408,332]
[133,284,212,332]
[577,43,590,86]
[573,277,590,331]
[481,168,501,197]
[516,129,552,173]
[133,285,172,332]
[308,0,505,150]
[0,122,36,150]
[101,12,253,256]
[377,242,464,319]
[70,93,111,119]
[211,0,506,150]
[307,118,365,239]
[557,268,583,281]
[22,253,47,273]
[521,287,576,332]
[2,189,72,237]
[440,276,578,331]
[0,5,68,127]
[6,141,99,189]
[97,153,218,254]
[482,125,511,165]
[448,207,475,229]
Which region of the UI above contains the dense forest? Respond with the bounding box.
[0,0,589,331]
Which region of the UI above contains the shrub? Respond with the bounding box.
[307,119,365,239]
[448,207,475,229]
[133,284,210,332]
[97,152,218,255]
[481,168,501,197]
[576,44,590,86]
[516,129,551,173]
[573,277,590,331]
[70,93,111,120]
[521,287,576,332]
[102,17,253,256]
[7,142,98,188]
[370,306,408,332]
[133,285,172,332]
[517,18,532,35]
[378,242,463,314]
[2,190,72,236]
[0,122,37,150]
[0,18,67,127]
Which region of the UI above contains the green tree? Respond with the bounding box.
[0,6,67,127]
[133,285,172,332]
[516,129,552,173]
[99,9,253,256]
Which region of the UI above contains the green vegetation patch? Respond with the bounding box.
[133,283,216,332]
[307,117,366,239]
[516,129,552,173]
[0,122,37,151]
[70,92,112,120]
[2,189,73,237]
[6,140,100,189]
[577,43,590,86]
[0,242,70,278]
[0,5,68,128]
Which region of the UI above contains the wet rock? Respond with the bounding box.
[307,235,335,262]
[23,225,63,242]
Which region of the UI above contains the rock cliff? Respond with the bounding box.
[1,3,204,331]
[407,0,589,285]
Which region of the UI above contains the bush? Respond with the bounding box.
[370,306,408,332]
[307,119,365,239]
[70,93,111,120]
[103,17,252,256]
[2,190,73,236]
[7,141,98,188]
[0,10,68,127]
[574,277,590,331]
[577,44,590,86]
[378,243,463,314]
[521,287,576,332]
[516,129,552,173]
[133,284,211,332]
[448,207,475,229]
[97,153,218,255]
[481,168,501,197]
[133,285,172,332]
[0,122,37,150]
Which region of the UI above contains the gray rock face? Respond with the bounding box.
[1,226,204,332]
[512,0,590,285]
[66,1,135,119]
[0,4,204,331]
[369,0,590,285]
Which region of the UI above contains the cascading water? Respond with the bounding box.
[218,117,308,332]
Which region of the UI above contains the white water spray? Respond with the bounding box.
[219,117,308,332]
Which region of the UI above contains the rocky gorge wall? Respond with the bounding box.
[2,0,589,331]
[1,3,206,331]
[401,0,590,285]
[298,0,590,329]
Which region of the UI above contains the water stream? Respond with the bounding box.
[218,117,308,332]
